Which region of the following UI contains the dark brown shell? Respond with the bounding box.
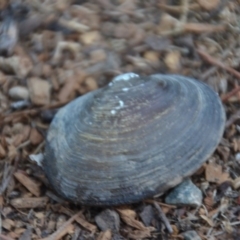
[43,73,225,206]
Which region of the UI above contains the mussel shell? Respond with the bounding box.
[43,73,225,206]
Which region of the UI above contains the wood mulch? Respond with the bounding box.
[1,0,240,239]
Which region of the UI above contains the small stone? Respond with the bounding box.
[8,86,29,100]
[165,179,203,207]
[27,77,51,106]
[95,209,120,232]
[10,100,31,110]
[139,205,154,227]
[182,230,201,240]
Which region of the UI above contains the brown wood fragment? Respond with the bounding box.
[10,197,48,209]
[158,3,200,14]
[97,230,112,240]
[40,212,80,240]
[205,163,230,184]
[116,208,154,232]
[0,234,15,240]
[60,207,97,233]
[29,128,43,145]
[27,77,51,106]
[14,171,41,197]
[197,0,220,11]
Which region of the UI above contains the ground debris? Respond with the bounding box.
[0,0,239,239]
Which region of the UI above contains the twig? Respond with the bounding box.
[153,201,173,234]
[197,49,240,79]
[221,86,240,102]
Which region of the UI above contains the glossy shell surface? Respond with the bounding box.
[43,73,225,206]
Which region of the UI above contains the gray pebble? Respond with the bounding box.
[182,230,201,240]
[8,86,29,100]
[165,178,202,207]
[95,209,120,232]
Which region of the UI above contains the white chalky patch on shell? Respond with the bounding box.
[118,100,124,108]
[122,88,129,92]
[108,82,113,86]
[111,110,116,115]
[113,72,139,82]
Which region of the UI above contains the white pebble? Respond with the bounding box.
[8,86,29,100]
[122,88,129,92]
[111,110,116,115]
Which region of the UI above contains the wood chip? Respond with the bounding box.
[0,143,6,158]
[117,208,154,231]
[80,31,102,45]
[97,230,112,240]
[200,214,214,227]
[2,219,15,230]
[14,171,41,197]
[40,212,80,240]
[233,177,240,189]
[205,163,230,184]
[29,128,43,145]
[60,207,97,233]
[164,50,181,72]
[10,197,49,209]
[27,77,51,106]
[197,0,220,11]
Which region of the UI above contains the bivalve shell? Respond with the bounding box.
[43,73,225,206]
